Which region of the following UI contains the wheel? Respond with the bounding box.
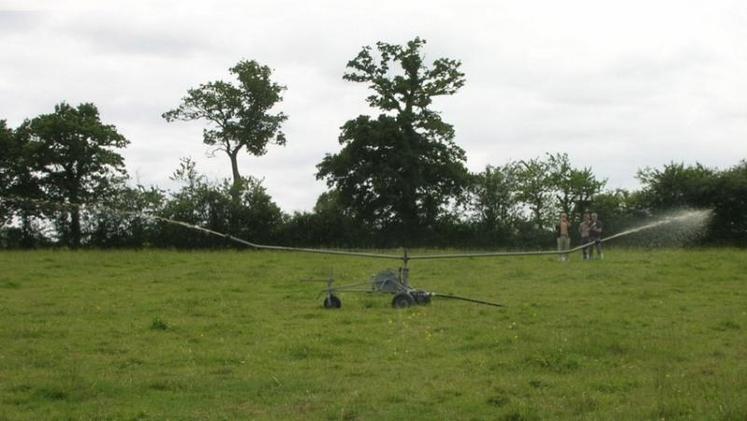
[392,292,415,309]
[323,294,341,309]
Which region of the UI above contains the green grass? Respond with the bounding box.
[0,248,745,420]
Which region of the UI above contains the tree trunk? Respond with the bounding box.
[533,202,544,230]
[228,149,242,202]
[227,148,242,243]
[20,210,33,249]
[70,205,81,249]
[68,185,81,249]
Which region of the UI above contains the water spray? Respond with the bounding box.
[599,209,712,244]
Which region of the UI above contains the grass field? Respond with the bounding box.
[1,248,745,420]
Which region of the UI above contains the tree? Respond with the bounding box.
[637,162,715,209]
[163,60,287,198]
[469,163,520,235]
[547,153,605,219]
[156,157,228,248]
[229,176,285,244]
[155,157,285,248]
[514,157,554,229]
[317,37,469,239]
[85,183,165,248]
[1,120,49,247]
[638,160,746,246]
[28,102,129,248]
[591,188,647,237]
[0,120,14,225]
[280,190,363,248]
[710,161,747,245]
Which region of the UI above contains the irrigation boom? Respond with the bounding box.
[1,196,709,309]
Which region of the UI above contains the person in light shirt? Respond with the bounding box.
[555,212,571,261]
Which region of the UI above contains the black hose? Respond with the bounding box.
[432,293,504,307]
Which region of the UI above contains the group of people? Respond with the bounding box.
[555,212,603,261]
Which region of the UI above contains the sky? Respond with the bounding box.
[1,0,746,212]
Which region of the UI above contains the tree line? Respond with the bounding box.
[1,38,745,249]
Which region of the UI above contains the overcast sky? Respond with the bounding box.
[1,0,745,212]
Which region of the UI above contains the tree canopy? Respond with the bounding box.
[637,162,715,209]
[317,37,469,239]
[469,164,520,235]
[0,120,15,226]
[0,119,48,247]
[2,52,746,250]
[514,157,554,229]
[27,102,129,248]
[547,153,606,219]
[162,60,287,195]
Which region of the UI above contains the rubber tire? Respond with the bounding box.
[323,295,342,309]
[392,292,415,309]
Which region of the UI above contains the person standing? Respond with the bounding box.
[579,212,592,260]
[555,213,571,261]
[590,212,604,259]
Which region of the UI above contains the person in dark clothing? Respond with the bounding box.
[590,212,603,259]
[579,212,592,260]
